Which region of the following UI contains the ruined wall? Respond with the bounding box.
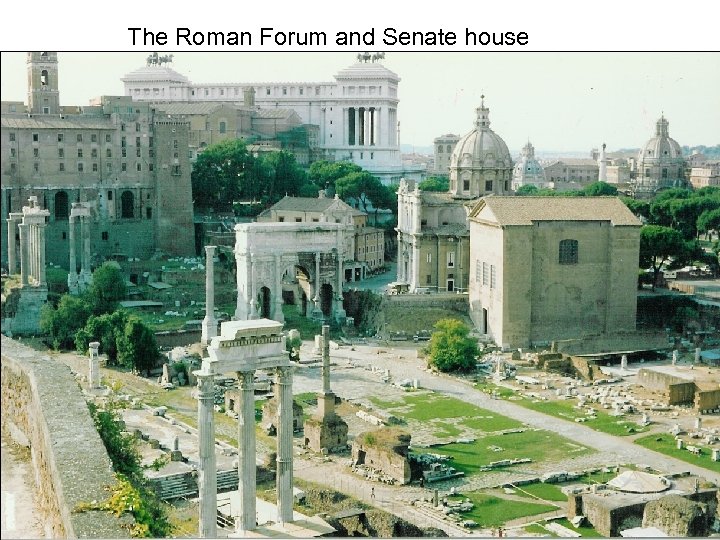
[637,368,690,392]
[0,336,131,538]
[154,329,202,348]
[554,331,668,355]
[581,496,646,537]
[668,382,697,405]
[351,429,412,485]
[643,494,712,537]
[696,389,720,411]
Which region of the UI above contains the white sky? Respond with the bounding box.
[1,1,719,154]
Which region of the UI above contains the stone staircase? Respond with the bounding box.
[152,469,239,500]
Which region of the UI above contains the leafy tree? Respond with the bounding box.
[40,294,92,349]
[426,319,479,373]
[117,317,159,375]
[639,225,691,290]
[191,138,252,210]
[308,160,362,190]
[621,197,651,221]
[75,310,129,366]
[515,185,539,196]
[87,262,127,314]
[261,151,307,200]
[336,171,394,216]
[583,181,618,196]
[418,177,449,192]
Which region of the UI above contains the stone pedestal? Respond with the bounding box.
[11,287,48,335]
[89,341,101,389]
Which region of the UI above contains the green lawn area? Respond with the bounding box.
[635,433,720,473]
[376,391,524,432]
[552,518,604,537]
[513,482,567,502]
[431,421,462,438]
[448,493,557,528]
[515,398,649,437]
[282,304,323,340]
[523,523,549,535]
[434,430,592,475]
[476,381,517,399]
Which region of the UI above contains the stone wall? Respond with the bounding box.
[154,329,202,348]
[554,331,668,355]
[384,293,469,312]
[351,428,412,485]
[642,494,712,537]
[1,336,131,538]
[696,389,720,412]
[637,368,689,392]
[668,382,697,405]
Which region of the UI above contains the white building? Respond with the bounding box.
[122,57,413,184]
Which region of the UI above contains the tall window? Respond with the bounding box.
[447,251,455,268]
[490,265,496,289]
[121,191,134,218]
[54,191,69,220]
[482,262,489,286]
[559,239,579,265]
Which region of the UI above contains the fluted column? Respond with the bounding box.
[37,220,47,287]
[196,373,217,539]
[81,215,91,277]
[276,366,294,525]
[236,371,256,533]
[6,216,18,275]
[248,254,257,319]
[201,246,217,344]
[18,223,28,286]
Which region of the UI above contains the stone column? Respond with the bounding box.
[81,215,91,281]
[620,355,628,370]
[201,246,217,344]
[196,373,217,539]
[276,366,294,525]
[248,254,256,319]
[273,254,285,323]
[672,350,678,365]
[335,234,346,322]
[68,215,78,293]
[6,216,16,274]
[37,220,47,287]
[236,371,256,533]
[695,347,701,364]
[322,325,331,394]
[89,341,101,389]
[18,222,28,286]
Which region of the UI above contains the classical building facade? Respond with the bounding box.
[1,53,195,271]
[543,158,599,191]
[122,56,411,184]
[396,100,512,293]
[632,115,687,197]
[512,141,548,190]
[468,197,641,348]
[432,133,460,176]
[689,162,720,189]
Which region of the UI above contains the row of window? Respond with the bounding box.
[424,251,457,268]
[9,162,154,174]
[52,190,148,220]
[9,132,154,145]
[475,261,497,289]
[12,147,155,159]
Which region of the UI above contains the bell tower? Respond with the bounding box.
[27,52,60,115]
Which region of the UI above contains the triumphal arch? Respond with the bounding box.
[234,222,346,323]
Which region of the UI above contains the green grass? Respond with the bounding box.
[431,421,462,438]
[513,482,567,502]
[523,523,550,535]
[434,430,592,475]
[282,304,323,340]
[448,493,557,528]
[552,518,604,537]
[476,381,517,399]
[368,396,406,409]
[515,398,649,437]
[635,433,720,473]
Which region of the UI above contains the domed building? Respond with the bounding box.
[449,98,513,198]
[396,99,513,293]
[512,141,548,190]
[632,115,687,197]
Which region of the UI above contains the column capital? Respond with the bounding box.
[204,244,217,256]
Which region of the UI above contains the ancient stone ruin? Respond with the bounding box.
[351,427,412,485]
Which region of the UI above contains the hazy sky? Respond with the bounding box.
[2,52,718,154]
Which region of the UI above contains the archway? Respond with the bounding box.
[258,286,272,318]
[319,284,333,317]
[54,191,69,220]
[120,190,134,218]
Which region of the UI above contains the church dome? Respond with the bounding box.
[638,116,683,163]
[512,141,547,189]
[451,100,512,170]
[633,115,686,195]
[448,98,513,198]
[121,64,190,84]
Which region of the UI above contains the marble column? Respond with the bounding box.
[201,246,217,344]
[236,371,256,533]
[335,241,346,322]
[6,215,19,274]
[276,366,294,525]
[196,373,217,539]
[18,223,28,286]
[248,254,256,319]
[81,215,91,282]
[89,341,101,389]
[273,254,285,323]
[322,325,331,394]
[68,216,78,293]
[37,220,47,287]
